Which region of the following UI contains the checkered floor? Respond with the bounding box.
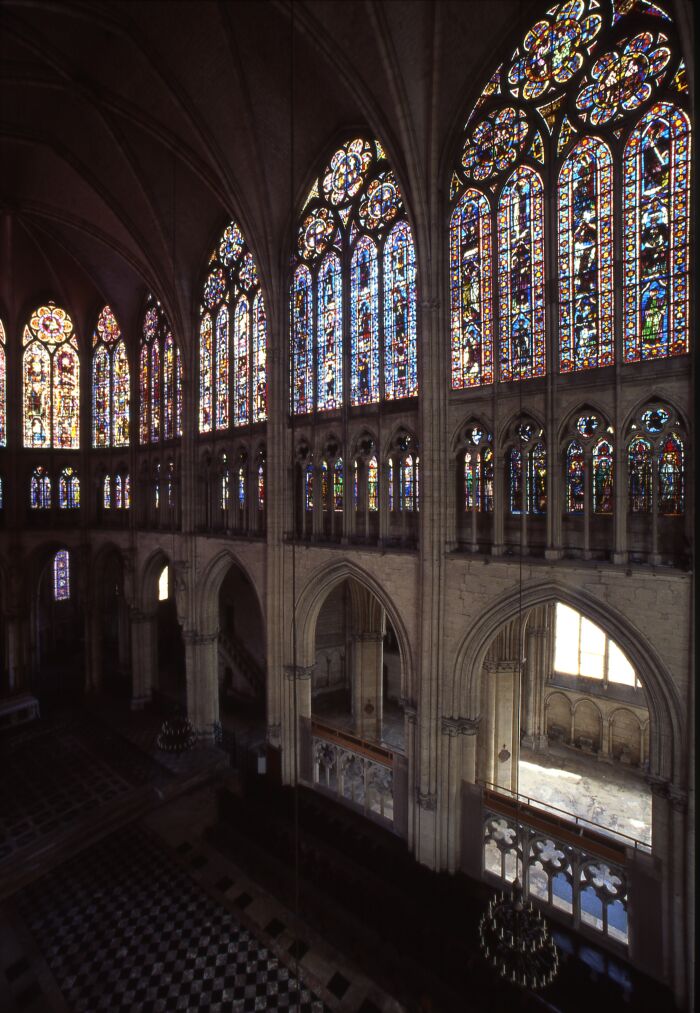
[0,717,170,861]
[18,825,329,1012]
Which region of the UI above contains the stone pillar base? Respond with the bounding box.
[544,547,563,561]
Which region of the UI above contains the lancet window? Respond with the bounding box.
[139,295,182,444]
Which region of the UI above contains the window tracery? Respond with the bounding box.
[23,303,80,448]
[291,137,417,414]
[92,305,130,448]
[198,221,267,432]
[450,0,691,385]
[139,295,181,445]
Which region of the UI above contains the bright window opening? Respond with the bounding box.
[158,565,169,601]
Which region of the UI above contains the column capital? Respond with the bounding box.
[416,789,437,811]
[441,715,480,737]
[182,630,218,647]
[284,664,315,682]
[483,660,521,674]
[645,773,687,812]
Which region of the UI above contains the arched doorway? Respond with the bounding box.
[217,562,266,746]
[477,602,652,848]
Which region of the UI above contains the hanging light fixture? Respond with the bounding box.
[479,302,558,990]
[479,876,558,989]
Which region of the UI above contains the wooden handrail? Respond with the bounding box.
[311,719,394,766]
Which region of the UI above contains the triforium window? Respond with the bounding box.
[198,221,267,432]
[53,549,70,601]
[291,137,418,413]
[450,0,691,386]
[93,305,130,447]
[23,303,80,448]
[139,294,182,444]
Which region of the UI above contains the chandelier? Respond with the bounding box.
[479,877,559,990]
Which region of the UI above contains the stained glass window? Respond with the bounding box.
[401,455,417,512]
[114,474,122,510]
[166,460,175,510]
[92,306,130,448]
[450,191,493,388]
[124,474,131,510]
[291,136,417,413]
[23,303,80,448]
[498,168,545,381]
[291,266,313,414]
[257,460,265,510]
[592,438,613,513]
[529,443,547,514]
[103,475,111,509]
[0,319,7,446]
[558,138,614,371]
[658,434,683,513]
[628,437,651,511]
[351,238,379,405]
[59,467,80,509]
[199,221,267,431]
[566,441,585,513]
[139,296,180,445]
[508,448,523,513]
[623,103,690,361]
[317,255,343,410]
[220,455,230,511]
[321,461,329,509]
[388,458,395,511]
[465,450,494,511]
[53,550,70,601]
[30,466,51,509]
[333,459,344,511]
[305,463,314,511]
[237,464,246,510]
[368,456,379,511]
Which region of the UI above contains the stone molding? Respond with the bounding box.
[645,773,688,812]
[182,631,218,647]
[483,659,521,674]
[416,789,437,811]
[284,664,314,682]
[441,715,480,737]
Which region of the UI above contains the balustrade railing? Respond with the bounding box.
[311,720,394,825]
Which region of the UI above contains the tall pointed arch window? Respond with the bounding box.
[291,137,418,414]
[592,438,613,514]
[451,0,691,385]
[23,303,80,448]
[139,295,181,445]
[0,318,6,446]
[566,441,585,513]
[30,466,51,509]
[58,467,80,509]
[628,438,652,512]
[658,433,683,514]
[53,550,70,602]
[93,305,130,447]
[198,221,267,432]
[558,137,613,372]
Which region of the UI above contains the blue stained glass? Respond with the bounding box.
[593,438,614,513]
[316,254,343,410]
[291,266,313,414]
[384,222,417,400]
[566,440,585,513]
[628,437,651,511]
[305,463,314,510]
[253,294,267,422]
[529,442,547,513]
[233,296,249,426]
[508,447,523,513]
[53,550,70,601]
[498,167,546,381]
[215,305,229,429]
[237,465,246,508]
[450,190,494,388]
[199,313,213,432]
[659,433,683,513]
[388,458,395,511]
[30,466,51,509]
[351,237,379,405]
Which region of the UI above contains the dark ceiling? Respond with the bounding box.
[0,0,692,355]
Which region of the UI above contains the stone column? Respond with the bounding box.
[491,455,504,556]
[521,607,551,753]
[350,632,383,740]
[312,465,323,540]
[484,661,519,793]
[379,459,390,544]
[281,664,313,783]
[612,438,628,564]
[183,630,219,741]
[650,451,660,564]
[545,445,563,560]
[441,716,480,872]
[130,609,157,709]
[3,612,23,693]
[583,449,592,559]
[84,606,102,694]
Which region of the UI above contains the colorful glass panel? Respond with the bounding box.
[23,303,79,449]
[199,313,213,432]
[508,447,523,513]
[53,550,70,601]
[305,463,314,510]
[233,297,250,426]
[508,0,603,102]
[139,344,148,444]
[577,414,599,437]
[291,265,313,414]
[384,222,417,400]
[465,451,482,510]
[124,474,131,509]
[623,103,690,361]
[566,440,585,512]
[658,434,683,513]
[93,346,110,448]
[402,455,415,512]
[113,342,130,447]
[322,138,373,205]
[215,305,229,429]
[115,474,123,509]
[358,171,402,231]
[316,254,343,410]
[529,443,547,513]
[298,207,336,262]
[368,456,379,511]
[628,437,651,511]
[450,190,493,388]
[104,475,112,509]
[558,137,614,372]
[31,467,51,509]
[334,459,344,511]
[351,237,380,405]
[388,458,395,511]
[577,32,671,126]
[175,346,182,438]
[164,334,175,440]
[237,466,246,509]
[592,439,614,513]
[461,108,529,182]
[58,467,79,509]
[253,294,267,422]
[498,167,546,381]
[258,462,265,510]
[150,341,161,442]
